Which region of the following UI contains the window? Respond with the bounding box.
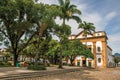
[97,33,100,36]
[98,58,101,63]
[97,47,101,52]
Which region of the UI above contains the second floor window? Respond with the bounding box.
[97,47,101,52]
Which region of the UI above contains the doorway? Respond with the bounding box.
[82,60,86,67]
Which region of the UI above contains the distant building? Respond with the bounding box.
[68,31,114,68]
[0,48,7,61]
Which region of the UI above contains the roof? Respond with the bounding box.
[107,45,112,51]
[70,31,108,39]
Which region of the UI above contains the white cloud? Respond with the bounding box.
[38,0,57,4]
[66,20,80,34]
[80,10,117,31]
[105,12,117,21]
[81,12,103,31]
[108,33,120,54]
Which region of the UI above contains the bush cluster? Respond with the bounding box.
[0,61,12,67]
[27,64,46,70]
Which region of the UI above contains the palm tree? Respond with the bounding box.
[55,0,81,68]
[78,21,95,67]
[78,21,95,45]
[57,0,81,25]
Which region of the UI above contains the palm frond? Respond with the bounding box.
[71,15,81,23]
[65,0,70,10]
[58,0,64,6]
[69,4,76,9]
[78,21,95,35]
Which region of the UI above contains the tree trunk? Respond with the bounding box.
[14,52,18,67]
[58,18,66,69]
[59,47,63,68]
[54,54,58,64]
[70,57,75,66]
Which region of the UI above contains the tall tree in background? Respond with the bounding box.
[54,0,81,68]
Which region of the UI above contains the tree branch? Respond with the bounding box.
[18,32,37,53]
[0,29,8,38]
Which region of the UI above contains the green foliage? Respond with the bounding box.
[27,64,46,70]
[54,24,71,36]
[80,49,94,59]
[0,0,58,66]
[3,51,12,57]
[63,39,94,65]
[54,1,82,69]
[47,40,60,56]
[114,58,120,63]
[56,0,81,23]
[0,61,12,67]
[78,21,95,36]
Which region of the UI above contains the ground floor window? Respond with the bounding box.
[98,58,101,63]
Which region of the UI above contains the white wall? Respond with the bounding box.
[75,56,83,66]
[107,47,114,64]
[86,58,94,67]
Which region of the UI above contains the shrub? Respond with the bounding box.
[0,61,13,67]
[27,64,46,70]
[0,61,4,65]
[6,62,11,65]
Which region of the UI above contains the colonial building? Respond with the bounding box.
[68,31,114,68]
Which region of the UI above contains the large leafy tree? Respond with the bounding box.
[0,0,39,66]
[46,40,60,64]
[54,0,81,68]
[63,40,94,65]
[0,0,56,66]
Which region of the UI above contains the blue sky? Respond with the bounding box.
[39,0,120,54]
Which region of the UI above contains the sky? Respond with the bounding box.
[38,0,120,54]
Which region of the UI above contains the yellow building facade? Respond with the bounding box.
[68,31,114,68]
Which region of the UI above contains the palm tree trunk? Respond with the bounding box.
[85,35,87,45]
[58,18,65,69]
[85,34,87,67]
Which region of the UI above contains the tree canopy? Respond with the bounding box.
[63,39,94,65]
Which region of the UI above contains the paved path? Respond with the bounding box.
[0,66,81,80]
